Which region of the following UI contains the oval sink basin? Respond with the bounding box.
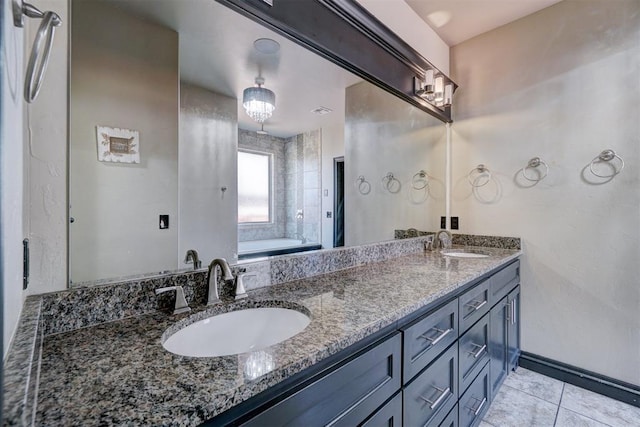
[441,250,489,259]
[162,307,310,357]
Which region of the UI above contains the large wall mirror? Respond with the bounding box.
[68,0,446,286]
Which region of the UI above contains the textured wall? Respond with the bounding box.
[24,0,68,295]
[69,1,179,283]
[451,0,640,384]
[179,82,237,265]
[345,81,446,247]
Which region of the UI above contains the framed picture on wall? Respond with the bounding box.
[96,125,140,164]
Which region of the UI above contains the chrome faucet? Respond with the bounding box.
[434,229,453,250]
[206,258,234,305]
[184,249,201,270]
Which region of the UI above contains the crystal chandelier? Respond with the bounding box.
[242,77,276,123]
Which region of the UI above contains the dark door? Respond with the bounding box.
[489,296,509,399]
[334,157,344,247]
[507,286,521,371]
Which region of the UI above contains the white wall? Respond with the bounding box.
[179,82,237,264]
[451,0,640,385]
[24,0,67,294]
[356,0,449,74]
[345,81,446,246]
[69,0,179,283]
[2,0,25,356]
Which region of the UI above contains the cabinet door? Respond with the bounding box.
[459,363,490,427]
[439,404,458,427]
[507,286,521,372]
[242,334,401,427]
[361,392,402,427]
[403,343,458,427]
[489,260,519,306]
[489,296,508,399]
[402,299,458,384]
[459,279,490,333]
[459,313,490,394]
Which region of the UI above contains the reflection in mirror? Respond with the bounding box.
[68,0,446,286]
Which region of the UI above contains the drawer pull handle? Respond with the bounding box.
[511,298,517,325]
[419,386,450,410]
[419,327,453,346]
[466,299,487,311]
[472,397,487,416]
[467,343,487,359]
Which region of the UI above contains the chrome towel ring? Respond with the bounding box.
[589,149,624,178]
[382,172,401,193]
[523,157,549,182]
[467,164,492,187]
[411,170,430,190]
[13,0,62,103]
[356,175,371,195]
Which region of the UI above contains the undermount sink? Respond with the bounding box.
[162,306,311,357]
[441,250,489,259]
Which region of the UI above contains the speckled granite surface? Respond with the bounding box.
[8,246,520,426]
[395,230,521,249]
[42,237,431,336]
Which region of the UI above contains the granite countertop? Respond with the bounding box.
[34,247,520,426]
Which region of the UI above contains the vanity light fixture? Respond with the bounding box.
[413,69,457,110]
[242,77,276,123]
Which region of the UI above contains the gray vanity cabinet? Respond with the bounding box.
[241,333,401,427]
[507,286,521,372]
[489,296,509,397]
[361,393,402,427]
[402,299,458,383]
[403,344,458,427]
[227,260,520,427]
[458,363,490,427]
[489,284,521,399]
[458,313,490,393]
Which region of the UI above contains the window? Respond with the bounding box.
[238,150,271,223]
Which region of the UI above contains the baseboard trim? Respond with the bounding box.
[519,352,640,408]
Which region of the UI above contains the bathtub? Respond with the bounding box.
[238,238,322,259]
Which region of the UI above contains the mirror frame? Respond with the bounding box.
[218,0,456,123]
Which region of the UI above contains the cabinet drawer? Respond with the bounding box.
[459,279,490,333]
[361,392,402,427]
[242,333,401,427]
[459,363,490,427]
[440,404,458,427]
[489,261,519,306]
[403,343,458,427]
[402,299,458,383]
[459,313,490,394]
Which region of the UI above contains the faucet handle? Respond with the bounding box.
[156,286,191,315]
[234,273,257,300]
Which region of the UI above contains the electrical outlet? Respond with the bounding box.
[440,216,446,229]
[451,217,459,230]
[159,215,169,229]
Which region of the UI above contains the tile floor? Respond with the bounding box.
[480,368,640,427]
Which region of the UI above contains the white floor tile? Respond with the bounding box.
[483,385,558,427]
[560,384,640,427]
[504,368,564,404]
[555,408,612,427]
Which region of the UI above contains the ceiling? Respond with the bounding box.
[107,0,361,138]
[405,0,563,46]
